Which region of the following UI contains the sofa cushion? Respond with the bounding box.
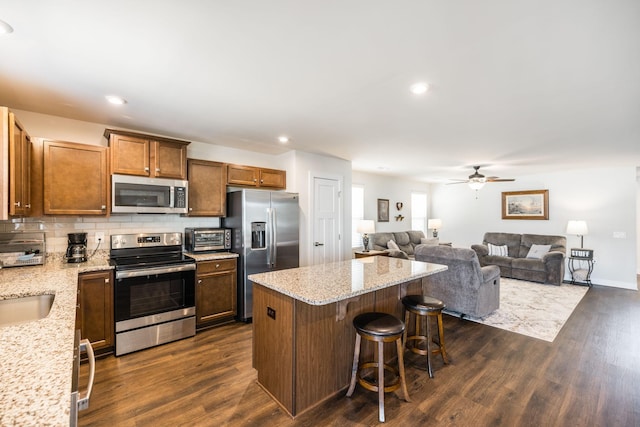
[420,237,439,245]
[488,243,508,256]
[483,232,521,257]
[512,258,546,272]
[526,244,551,259]
[387,240,400,250]
[519,234,566,258]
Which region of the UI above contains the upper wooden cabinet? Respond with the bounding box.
[227,164,286,189]
[187,158,226,216]
[1,107,32,218]
[43,140,109,215]
[104,129,190,180]
[8,111,32,216]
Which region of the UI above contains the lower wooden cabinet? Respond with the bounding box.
[196,258,237,329]
[76,270,114,355]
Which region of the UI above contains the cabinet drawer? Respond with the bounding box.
[197,258,236,274]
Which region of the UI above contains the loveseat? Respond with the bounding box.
[369,230,438,259]
[471,232,566,285]
[415,245,501,318]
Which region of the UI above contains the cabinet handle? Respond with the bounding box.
[215,264,220,268]
[156,168,160,172]
[25,204,31,208]
[104,278,109,284]
[198,279,202,284]
[14,202,21,207]
[260,180,264,183]
[144,167,150,172]
[253,178,257,182]
[189,207,193,211]
[101,205,106,210]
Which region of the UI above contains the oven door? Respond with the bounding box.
[114,264,195,323]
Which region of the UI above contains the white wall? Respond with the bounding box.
[431,167,638,290]
[352,171,432,234]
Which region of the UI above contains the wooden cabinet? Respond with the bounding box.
[76,270,114,355]
[43,140,109,215]
[187,159,226,216]
[195,258,237,329]
[105,129,190,180]
[1,107,32,218]
[227,164,286,189]
[8,112,31,216]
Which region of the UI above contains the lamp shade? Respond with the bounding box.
[566,220,588,236]
[427,219,442,230]
[356,220,375,234]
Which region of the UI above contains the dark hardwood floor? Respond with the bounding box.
[79,284,640,426]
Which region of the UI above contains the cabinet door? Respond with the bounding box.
[196,260,237,327]
[44,140,109,215]
[77,271,114,353]
[259,168,286,189]
[110,133,151,176]
[153,140,188,179]
[8,112,31,216]
[187,159,226,216]
[227,164,258,186]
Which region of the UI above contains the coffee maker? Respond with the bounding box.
[66,232,87,263]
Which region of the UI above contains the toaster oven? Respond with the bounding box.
[184,228,231,253]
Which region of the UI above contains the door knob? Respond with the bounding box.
[314,242,324,246]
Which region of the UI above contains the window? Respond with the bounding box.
[411,192,427,233]
[352,185,364,247]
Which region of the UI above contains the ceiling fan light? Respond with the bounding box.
[468,178,485,190]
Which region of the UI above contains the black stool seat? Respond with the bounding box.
[402,295,445,313]
[353,312,405,337]
[347,312,410,423]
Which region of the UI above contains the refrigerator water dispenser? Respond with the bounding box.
[251,222,266,249]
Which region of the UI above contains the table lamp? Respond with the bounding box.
[566,220,588,248]
[357,220,375,252]
[428,219,442,238]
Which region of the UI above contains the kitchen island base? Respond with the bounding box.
[253,279,423,417]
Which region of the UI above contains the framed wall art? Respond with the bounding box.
[502,189,549,220]
[377,198,389,222]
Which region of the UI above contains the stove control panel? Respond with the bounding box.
[111,232,183,250]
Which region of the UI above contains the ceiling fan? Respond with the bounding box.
[448,166,515,190]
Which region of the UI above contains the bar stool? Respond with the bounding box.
[346,312,410,423]
[402,295,449,378]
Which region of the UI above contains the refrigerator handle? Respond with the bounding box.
[269,207,277,267]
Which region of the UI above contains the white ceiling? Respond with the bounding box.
[1,1,639,183]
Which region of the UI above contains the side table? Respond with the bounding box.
[568,256,595,286]
[354,250,390,259]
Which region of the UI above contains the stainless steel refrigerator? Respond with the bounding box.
[223,190,299,321]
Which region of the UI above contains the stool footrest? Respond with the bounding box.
[358,362,401,393]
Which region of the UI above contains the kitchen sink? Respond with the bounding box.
[0,294,55,327]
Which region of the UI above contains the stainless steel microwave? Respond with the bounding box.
[184,228,231,252]
[111,174,188,214]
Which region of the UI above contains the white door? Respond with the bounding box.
[312,176,341,265]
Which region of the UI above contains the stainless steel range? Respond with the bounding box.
[109,232,196,356]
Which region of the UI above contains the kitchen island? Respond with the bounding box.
[248,256,447,417]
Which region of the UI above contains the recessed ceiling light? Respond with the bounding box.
[0,19,14,34]
[278,136,289,144]
[410,82,429,95]
[105,95,127,105]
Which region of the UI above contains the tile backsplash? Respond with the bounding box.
[1,215,222,253]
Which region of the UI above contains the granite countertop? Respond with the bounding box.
[185,251,239,262]
[0,253,112,427]
[249,256,447,305]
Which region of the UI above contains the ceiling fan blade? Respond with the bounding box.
[486,178,515,182]
[446,180,470,185]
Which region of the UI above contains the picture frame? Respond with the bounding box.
[377,198,389,222]
[502,189,549,220]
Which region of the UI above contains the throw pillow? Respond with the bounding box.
[387,240,400,250]
[420,237,439,245]
[387,249,409,259]
[526,244,552,259]
[488,243,508,256]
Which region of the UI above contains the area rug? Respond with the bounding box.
[459,278,589,342]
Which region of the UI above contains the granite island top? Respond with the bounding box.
[185,251,239,262]
[0,253,112,427]
[248,256,447,305]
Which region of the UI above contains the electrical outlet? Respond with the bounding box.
[95,231,105,242]
[267,306,276,320]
